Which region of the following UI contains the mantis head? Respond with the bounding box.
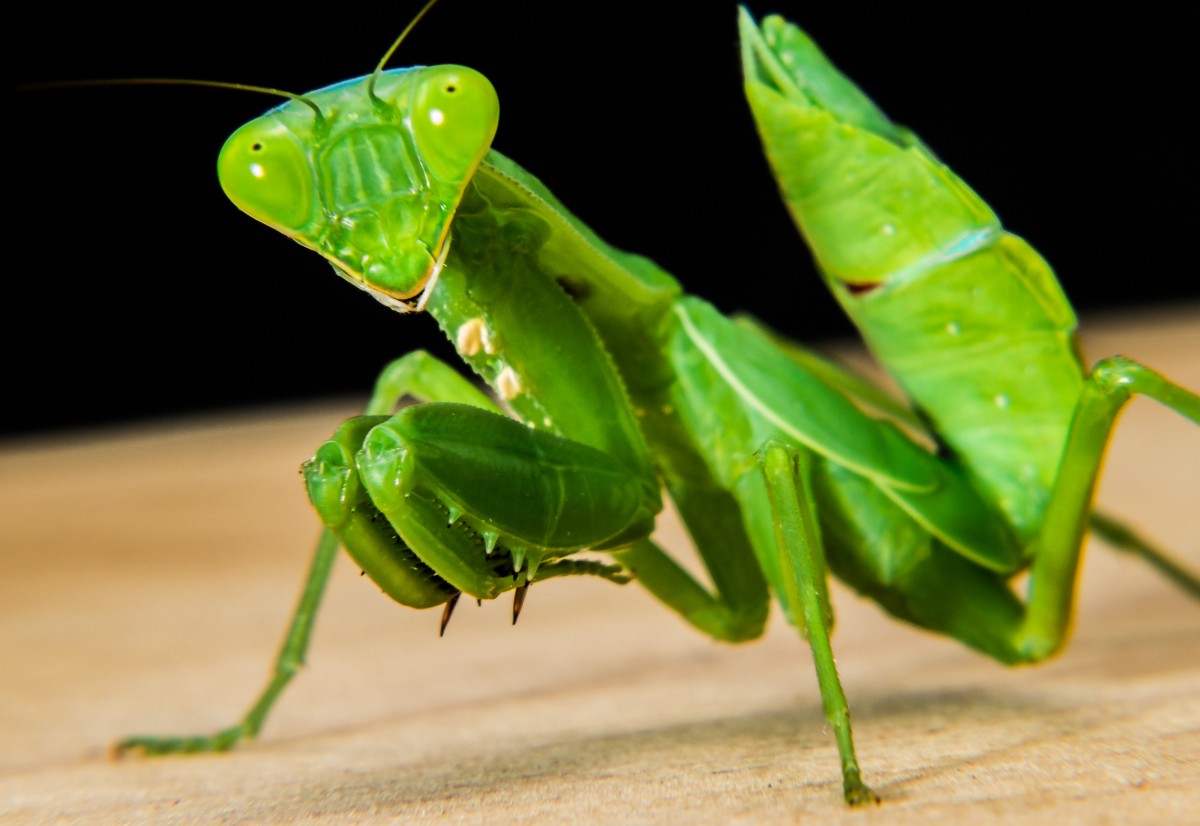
[218,65,499,310]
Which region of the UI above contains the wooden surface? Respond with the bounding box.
[2,307,1197,825]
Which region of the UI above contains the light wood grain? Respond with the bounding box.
[2,307,1197,825]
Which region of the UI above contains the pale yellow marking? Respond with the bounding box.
[456,318,488,356]
[496,366,523,400]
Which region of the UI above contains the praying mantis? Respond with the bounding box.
[14,2,1199,808]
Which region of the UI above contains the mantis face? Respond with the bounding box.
[217,65,499,307]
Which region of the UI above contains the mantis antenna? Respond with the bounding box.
[22,0,446,125]
[368,0,445,103]
[21,78,327,125]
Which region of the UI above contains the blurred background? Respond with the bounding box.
[11,2,1196,438]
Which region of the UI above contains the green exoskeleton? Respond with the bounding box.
[111,7,1200,806]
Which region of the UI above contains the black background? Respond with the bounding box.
[11,3,1195,438]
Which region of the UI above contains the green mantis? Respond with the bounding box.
[21,4,1200,807]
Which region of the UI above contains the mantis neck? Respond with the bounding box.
[472,152,684,398]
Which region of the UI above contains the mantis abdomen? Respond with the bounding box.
[742,14,1087,538]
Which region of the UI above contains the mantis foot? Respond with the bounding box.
[843,769,880,806]
[112,723,251,757]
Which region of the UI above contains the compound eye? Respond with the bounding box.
[218,120,313,232]
[410,65,499,184]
